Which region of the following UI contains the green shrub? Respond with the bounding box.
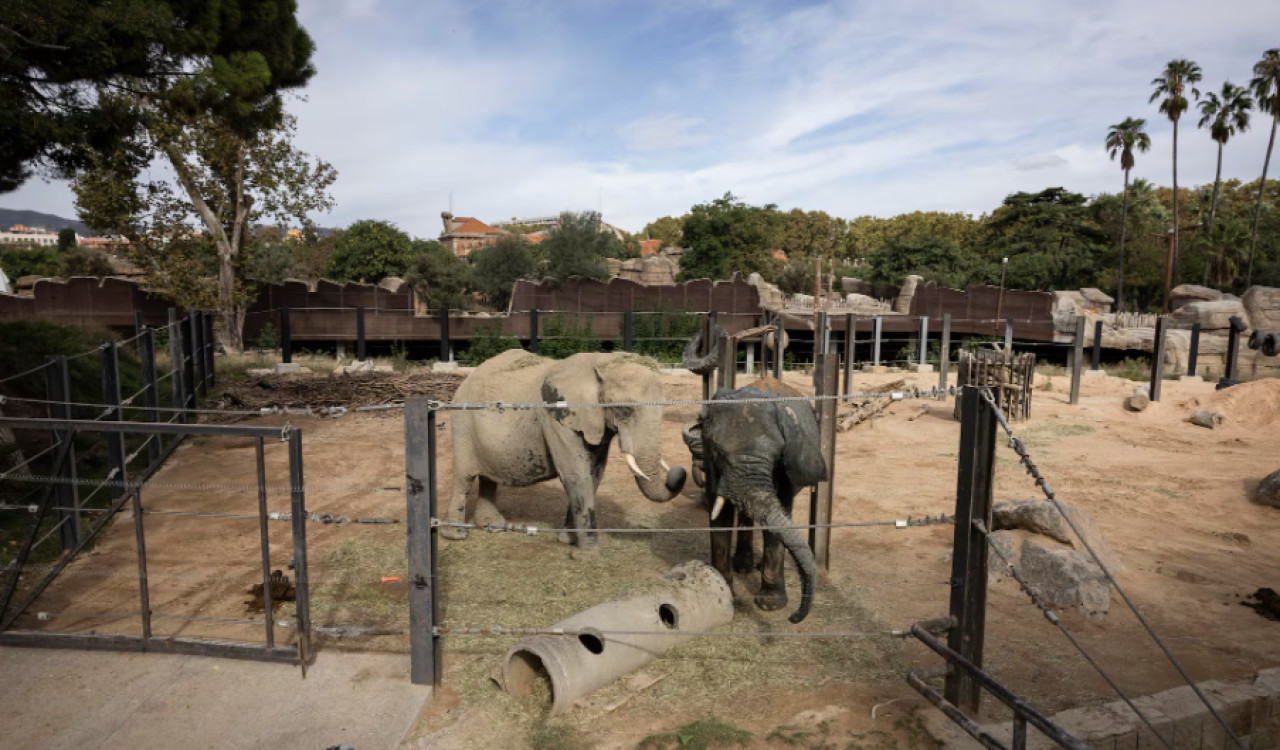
[0,247,60,279]
[631,307,701,364]
[539,314,600,358]
[462,320,522,363]
[254,321,280,351]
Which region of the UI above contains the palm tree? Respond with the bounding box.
[1247,49,1280,287]
[1150,59,1203,288]
[1197,82,1253,236]
[1105,117,1151,310]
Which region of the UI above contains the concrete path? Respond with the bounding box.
[0,647,431,750]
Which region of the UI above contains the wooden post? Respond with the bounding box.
[811,355,838,570]
[946,386,997,713]
[918,316,929,365]
[843,313,855,396]
[356,306,367,361]
[440,307,451,362]
[1187,322,1200,377]
[168,309,185,424]
[1091,320,1103,371]
[529,308,539,355]
[817,311,829,356]
[280,307,292,364]
[405,398,441,686]
[288,428,312,671]
[718,334,735,390]
[45,357,79,550]
[872,316,882,367]
[773,315,784,380]
[139,328,160,465]
[622,310,633,352]
[938,313,952,399]
[1150,316,1167,402]
[1070,316,1084,405]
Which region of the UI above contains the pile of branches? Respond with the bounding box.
[837,379,906,432]
[215,371,465,417]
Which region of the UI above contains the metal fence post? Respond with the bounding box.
[134,310,145,339]
[872,316,882,367]
[132,486,151,642]
[718,334,735,390]
[287,428,312,671]
[101,342,129,519]
[1070,316,1085,405]
[811,355,838,570]
[1092,320,1103,371]
[946,386,997,713]
[168,309,185,425]
[192,310,207,399]
[45,357,79,550]
[254,438,275,649]
[139,327,160,465]
[773,315,784,380]
[939,313,952,399]
[1220,316,1245,388]
[1004,318,1014,351]
[280,307,292,364]
[817,311,829,356]
[405,398,441,686]
[843,313,855,396]
[1150,316,1167,402]
[204,311,215,388]
[530,308,539,355]
[919,316,929,365]
[623,310,634,352]
[440,307,451,362]
[181,315,196,418]
[356,306,367,361]
[1187,322,1200,377]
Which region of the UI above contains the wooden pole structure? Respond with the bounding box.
[1149,316,1167,402]
[1070,316,1085,405]
[938,313,952,399]
[405,398,441,686]
[811,355,838,570]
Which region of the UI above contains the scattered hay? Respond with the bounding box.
[639,718,752,749]
[1016,421,1094,450]
[308,533,409,648]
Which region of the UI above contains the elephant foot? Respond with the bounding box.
[569,544,601,561]
[557,529,574,545]
[473,500,506,527]
[755,582,788,612]
[439,525,469,541]
[733,551,755,575]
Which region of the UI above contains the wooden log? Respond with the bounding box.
[837,378,906,432]
[1125,384,1150,412]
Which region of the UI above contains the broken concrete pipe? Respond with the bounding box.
[498,561,734,714]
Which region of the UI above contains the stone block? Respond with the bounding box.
[1242,285,1280,331]
[1018,538,1110,616]
[994,499,1122,571]
[1201,679,1264,737]
[865,365,889,374]
[274,362,302,374]
[1170,299,1248,331]
[1256,468,1280,508]
[1169,284,1223,311]
[1052,701,1140,744]
[1151,685,1210,749]
[914,363,935,373]
[432,361,459,372]
[1129,695,1176,750]
[1084,369,1106,378]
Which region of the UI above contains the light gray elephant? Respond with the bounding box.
[442,349,687,557]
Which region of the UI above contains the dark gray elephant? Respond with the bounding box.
[682,376,827,624]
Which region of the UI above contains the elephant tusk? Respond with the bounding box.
[660,459,671,473]
[710,496,725,520]
[624,453,650,481]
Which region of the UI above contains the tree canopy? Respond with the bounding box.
[471,234,535,310]
[641,215,684,247]
[324,219,413,283]
[677,193,785,281]
[405,239,473,310]
[540,211,617,281]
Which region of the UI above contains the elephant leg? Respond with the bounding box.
[710,499,736,592]
[473,477,505,526]
[756,477,795,611]
[562,472,599,557]
[441,470,473,541]
[561,454,606,544]
[733,516,755,575]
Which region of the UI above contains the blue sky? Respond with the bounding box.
[7,0,1280,236]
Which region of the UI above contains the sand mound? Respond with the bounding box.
[1181,378,1280,429]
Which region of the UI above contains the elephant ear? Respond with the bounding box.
[776,401,828,487]
[542,357,607,446]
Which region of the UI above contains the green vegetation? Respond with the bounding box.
[471,234,537,310]
[325,219,414,284]
[1150,59,1204,284]
[539,210,623,280]
[462,321,523,364]
[639,719,752,750]
[405,239,473,310]
[539,314,601,359]
[1105,116,1151,310]
[0,247,60,279]
[631,308,701,363]
[678,192,786,281]
[59,247,113,277]
[529,715,589,750]
[56,228,77,252]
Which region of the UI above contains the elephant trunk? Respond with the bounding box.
[757,499,816,624]
[682,326,726,375]
[620,426,686,503]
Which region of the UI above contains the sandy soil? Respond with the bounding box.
[11,368,1280,749]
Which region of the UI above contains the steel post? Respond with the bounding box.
[529,308,539,355]
[181,315,196,418]
[192,311,207,398]
[872,316,882,367]
[139,328,160,465]
[287,429,311,671]
[1187,322,1200,377]
[939,313,952,399]
[844,313,855,396]
[946,386,997,713]
[1220,316,1245,389]
[255,438,275,648]
[131,487,150,642]
[45,357,79,550]
[280,307,292,364]
[167,309,185,425]
[919,316,929,365]
[356,306,367,361]
[405,399,440,686]
[1070,316,1084,405]
[1150,316,1167,402]
[1091,320,1103,371]
[623,310,633,352]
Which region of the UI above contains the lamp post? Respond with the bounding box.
[1151,223,1202,313]
[994,257,1008,332]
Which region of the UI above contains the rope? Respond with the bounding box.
[432,515,953,535]
[0,440,62,481]
[0,473,401,495]
[0,359,56,384]
[432,625,905,639]
[979,388,1245,750]
[979,521,1172,750]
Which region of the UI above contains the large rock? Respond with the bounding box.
[841,276,873,296]
[1189,408,1224,429]
[1018,539,1111,617]
[1257,468,1280,509]
[1169,284,1222,311]
[1169,299,1247,331]
[895,274,923,314]
[1242,285,1280,332]
[992,499,1122,571]
[1080,288,1114,313]
[987,530,1018,582]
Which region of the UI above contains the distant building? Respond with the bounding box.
[0,224,61,247]
[439,212,502,257]
[78,235,130,250]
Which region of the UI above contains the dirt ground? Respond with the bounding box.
[11,366,1280,749]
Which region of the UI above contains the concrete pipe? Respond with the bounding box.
[500,560,734,713]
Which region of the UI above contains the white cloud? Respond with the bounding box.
[1014,154,1069,171]
[619,115,710,152]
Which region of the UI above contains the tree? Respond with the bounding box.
[779,209,847,259]
[59,247,112,277]
[842,211,979,261]
[982,188,1109,292]
[471,234,535,310]
[540,211,618,282]
[1105,117,1151,311]
[324,220,412,284]
[56,227,76,252]
[677,193,785,281]
[1,0,316,193]
[0,247,59,279]
[642,215,684,247]
[1197,82,1253,235]
[290,228,342,283]
[1150,59,1202,288]
[1247,49,1280,287]
[75,110,335,351]
[865,235,985,289]
[405,240,473,310]
[1092,179,1170,307]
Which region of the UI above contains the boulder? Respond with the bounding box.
[1052,290,1088,316]
[1018,539,1111,617]
[896,274,923,314]
[987,530,1018,582]
[1168,284,1222,311]
[1125,384,1150,412]
[1169,299,1247,331]
[1242,286,1280,332]
[993,499,1122,571]
[1189,408,1224,429]
[841,276,873,296]
[1080,288,1114,313]
[1257,468,1280,509]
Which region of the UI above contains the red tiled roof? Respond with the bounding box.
[526,234,547,245]
[771,249,787,260]
[638,239,662,256]
[452,217,500,235]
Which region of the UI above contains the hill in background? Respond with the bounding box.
[0,208,90,236]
